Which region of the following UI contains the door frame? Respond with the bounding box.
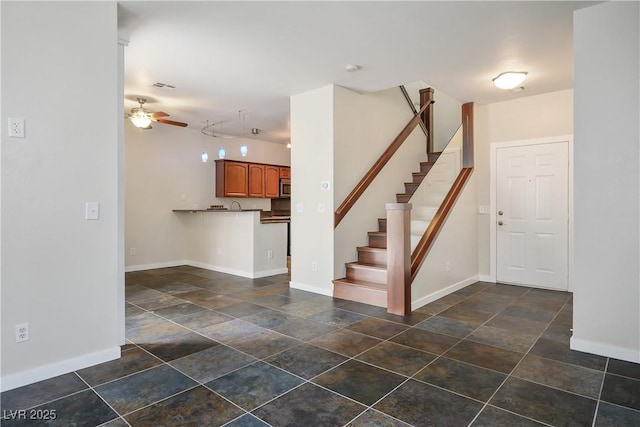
[489,135,574,291]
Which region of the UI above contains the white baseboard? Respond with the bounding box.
[570,337,640,363]
[125,260,188,273]
[186,261,287,279]
[478,275,495,282]
[411,275,480,311]
[289,281,333,297]
[1,346,121,392]
[126,260,287,279]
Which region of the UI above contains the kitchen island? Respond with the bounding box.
[173,209,288,278]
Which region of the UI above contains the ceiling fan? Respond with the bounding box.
[128,97,188,129]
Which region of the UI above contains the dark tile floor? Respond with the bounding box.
[3,266,640,426]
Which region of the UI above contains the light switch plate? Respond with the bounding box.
[86,202,100,220]
[478,205,490,214]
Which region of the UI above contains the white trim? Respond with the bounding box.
[126,260,287,279]
[478,275,494,283]
[1,347,120,392]
[411,276,479,311]
[186,261,287,279]
[489,135,573,290]
[125,260,189,273]
[571,337,640,364]
[289,281,334,297]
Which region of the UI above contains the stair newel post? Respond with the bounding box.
[419,87,434,154]
[386,203,412,315]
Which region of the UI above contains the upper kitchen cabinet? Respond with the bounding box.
[216,160,248,197]
[248,163,265,198]
[279,167,290,179]
[265,165,280,198]
[216,160,289,199]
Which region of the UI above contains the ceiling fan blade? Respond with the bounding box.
[151,111,169,118]
[155,118,188,127]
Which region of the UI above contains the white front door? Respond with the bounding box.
[496,141,568,290]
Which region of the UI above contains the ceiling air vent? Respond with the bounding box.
[152,82,175,89]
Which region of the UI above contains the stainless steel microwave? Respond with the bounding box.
[279,179,291,197]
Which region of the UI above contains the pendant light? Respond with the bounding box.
[201,121,209,162]
[239,110,248,157]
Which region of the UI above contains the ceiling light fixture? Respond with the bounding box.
[492,71,528,90]
[130,106,152,128]
[345,64,361,72]
[201,120,209,162]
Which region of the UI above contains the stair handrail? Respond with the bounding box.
[334,98,434,228]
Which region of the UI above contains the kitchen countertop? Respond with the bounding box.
[172,209,263,213]
[172,209,289,223]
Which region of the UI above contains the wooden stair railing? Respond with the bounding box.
[333,85,474,317]
[334,96,433,228]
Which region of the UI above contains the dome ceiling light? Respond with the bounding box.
[492,71,528,90]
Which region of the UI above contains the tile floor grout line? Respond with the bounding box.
[592,357,611,427]
[72,371,129,426]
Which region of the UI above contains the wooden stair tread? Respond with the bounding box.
[345,262,386,271]
[357,246,386,253]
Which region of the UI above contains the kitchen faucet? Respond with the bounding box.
[230,200,242,211]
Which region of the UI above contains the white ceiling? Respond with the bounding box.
[118,1,597,143]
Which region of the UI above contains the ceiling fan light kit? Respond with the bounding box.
[130,107,152,128]
[128,97,188,129]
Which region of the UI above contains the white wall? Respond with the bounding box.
[572,1,640,362]
[290,85,335,295]
[475,90,574,278]
[412,174,478,308]
[125,124,289,270]
[1,2,120,390]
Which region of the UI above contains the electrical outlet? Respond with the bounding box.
[15,323,29,343]
[216,247,222,255]
[311,261,318,271]
[130,248,136,256]
[445,261,451,272]
[267,250,273,259]
[8,118,25,138]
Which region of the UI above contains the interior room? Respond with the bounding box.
[1,1,638,426]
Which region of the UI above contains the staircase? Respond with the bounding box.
[333,151,442,308]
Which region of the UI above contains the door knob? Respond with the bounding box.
[498,210,503,216]
[498,221,504,226]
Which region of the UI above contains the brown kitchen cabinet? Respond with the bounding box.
[265,165,280,198]
[215,160,248,197]
[216,160,289,199]
[248,163,265,198]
